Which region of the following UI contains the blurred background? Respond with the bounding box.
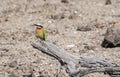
[0,0,120,77]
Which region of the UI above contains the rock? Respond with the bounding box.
[84,45,94,50]
[4,18,8,22]
[0,48,9,52]
[38,72,45,77]
[102,24,120,48]
[105,0,112,5]
[76,26,92,31]
[68,14,77,19]
[9,61,18,68]
[51,14,65,20]
[66,44,75,48]
[61,0,68,3]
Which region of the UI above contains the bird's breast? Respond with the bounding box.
[35,29,43,38]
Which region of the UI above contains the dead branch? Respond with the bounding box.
[31,39,120,77]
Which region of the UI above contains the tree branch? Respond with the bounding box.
[31,39,120,77]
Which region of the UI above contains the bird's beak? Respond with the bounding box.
[34,24,42,27]
[34,24,39,26]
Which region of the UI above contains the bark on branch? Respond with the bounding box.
[31,39,120,77]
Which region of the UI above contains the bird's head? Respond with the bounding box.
[34,23,43,30]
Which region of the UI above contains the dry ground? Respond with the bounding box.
[0,0,120,77]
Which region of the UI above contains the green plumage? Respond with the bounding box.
[42,29,46,41]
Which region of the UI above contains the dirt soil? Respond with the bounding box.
[0,0,120,77]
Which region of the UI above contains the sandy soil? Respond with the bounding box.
[0,0,120,77]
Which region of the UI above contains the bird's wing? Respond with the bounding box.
[43,29,46,41]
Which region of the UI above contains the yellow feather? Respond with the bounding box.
[35,28,43,39]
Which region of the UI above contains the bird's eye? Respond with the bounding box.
[37,27,42,29]
[40,26,43,28]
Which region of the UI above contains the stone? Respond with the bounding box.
[61,0,68,3]
[76,26,92,31]
[23,74,32,77]
[105,0,112,5]
[102,23,120,48]
[9,61,18,68]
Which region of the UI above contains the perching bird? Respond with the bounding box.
[34,24,46,41]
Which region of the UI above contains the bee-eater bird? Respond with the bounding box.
[34,24,46,41]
